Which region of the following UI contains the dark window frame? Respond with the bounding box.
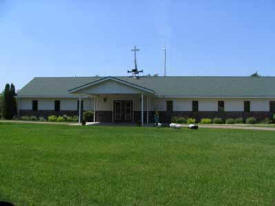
[270,101,275,112]
[166,101,173,112]
[244,101,250,112]
[32,100,38,112]
[192,101,198,112]
[54,100,60,112]
[218,101,224,112]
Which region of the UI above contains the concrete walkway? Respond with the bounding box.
[183,124,275,131]
[1,120,275,131]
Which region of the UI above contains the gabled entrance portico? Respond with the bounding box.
[68,77,155,126]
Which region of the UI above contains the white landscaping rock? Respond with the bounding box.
[169,123,181,129]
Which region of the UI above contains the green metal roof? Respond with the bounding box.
[17,76,275,98]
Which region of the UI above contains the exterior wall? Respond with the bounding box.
[61,99,78,111]
[38,99,54,110]
[174,100,192,111]
[152,99,166,111]
[224,100,243,111]
[18,97,275,122]
[19,99,32,110]
[198,100,218,111]
[251,100,269,112]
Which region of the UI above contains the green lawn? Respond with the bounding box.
[0,123,274,206]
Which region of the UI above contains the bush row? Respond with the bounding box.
[18,111,94,122]
[19,115,79,122]
[172,116,272,124]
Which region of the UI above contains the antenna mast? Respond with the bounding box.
[163,47,167,77]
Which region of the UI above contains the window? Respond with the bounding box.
[244,101,250,112]
[166,101,173,112]
[218,101,224,112]
[270,101,275,112]
[55,100,60,112]
[32,100,38,111]
[192,101,198,112]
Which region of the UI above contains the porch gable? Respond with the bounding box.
[69,77,155,95]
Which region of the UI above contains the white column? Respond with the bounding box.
[141,93,144,126]
[93,96,96,122]
[78,97,81,124]
[147,96,149,124]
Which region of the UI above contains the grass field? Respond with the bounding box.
[0,123,274,206]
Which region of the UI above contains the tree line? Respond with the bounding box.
[0,83,17,119]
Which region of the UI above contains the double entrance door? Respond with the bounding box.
[113,100,133,122]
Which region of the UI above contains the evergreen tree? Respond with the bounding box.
[10,84,17,117]
[2,84,10,119]
[0,93,2,119]
[2,83,17,119]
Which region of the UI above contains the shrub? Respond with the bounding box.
[246,117,256,124]
[39,116,46,121]
[273,114,275,123]
[200,118,212,124]
[64,115,73,122]
[62,115,69,121]
[20,116,30,121]
[234,118,244,124]
[83,111,94,122]
[187,118,196,124]
[30,116,37,121]
[225,118,234,124]
[48,115,57,122]
[56,116,65,122]
[12,116,20,120]
[213,117,224,124]
[171,116,187,124]
[261,118,271,124]
[72,116,78,122]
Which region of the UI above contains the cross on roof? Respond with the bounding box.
[128,46,143,77]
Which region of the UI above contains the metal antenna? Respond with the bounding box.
[132,46,139,70]
[162,47,167,77]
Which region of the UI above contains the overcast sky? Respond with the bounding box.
[1,0,275,90]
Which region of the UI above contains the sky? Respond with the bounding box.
[0,0,275,90]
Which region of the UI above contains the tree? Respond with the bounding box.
[10,84,17,117]
[2,84,10,119]
[0,93,2,119]
[2,83,17,119]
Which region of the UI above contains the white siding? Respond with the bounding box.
[18,97,273,113]
[20,99,32,110]
[199,100,218,111]
[153,99,166,111]
[251,100,269,111]
[83,99,93,111]
[225,100,243,111]
[38,99,54,110]
[61,99,78,111]
[78,80,140,94]
[174,100,192,111]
